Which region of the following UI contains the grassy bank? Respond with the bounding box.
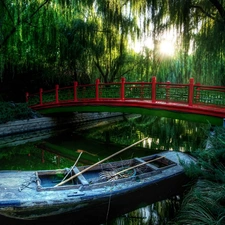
[172,126,225,225]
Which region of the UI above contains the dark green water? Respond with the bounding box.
[0,115,208,225]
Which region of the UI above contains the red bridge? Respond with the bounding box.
[26,77,225,125]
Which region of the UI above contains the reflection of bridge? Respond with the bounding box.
[26,77,225,125]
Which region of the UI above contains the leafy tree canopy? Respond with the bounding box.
[0,0,225,100]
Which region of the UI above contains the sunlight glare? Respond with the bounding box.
[131,30,176,56]
[159,39,175,56]
[159,30,176,56]
[132,37,154,53]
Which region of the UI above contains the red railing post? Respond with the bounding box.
[25,92,29,102]
[55,84,59,103]
[166,81,170,103]
[95,79,100,101]
[120,77,125,100]
[151,76,156,103]
[188,78,194,106]
[74,81,78,101]
[39,88,43,105]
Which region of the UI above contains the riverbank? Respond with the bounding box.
[0,112,126,137]
[0,112,140,147]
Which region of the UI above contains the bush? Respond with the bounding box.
[0,102,39,124]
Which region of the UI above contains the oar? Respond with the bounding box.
[109,156,165,178]
[61,151,83,183]
[55,137,148,187]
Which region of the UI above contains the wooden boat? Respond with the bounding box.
[0,151,195,224]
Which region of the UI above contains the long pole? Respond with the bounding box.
[61,151,83,183]
[55,137,148,187]
[112,156,164,178]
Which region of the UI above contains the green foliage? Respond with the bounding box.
[172,126,225,224]
[0,144,31,160]
[0,102,35,124]
[173,179,225,225]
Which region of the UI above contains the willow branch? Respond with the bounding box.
[94,59,106,81]
[0,0,50,50]
[28,0,50,21]
[190,5,216,20]
[209,0,225,22]
[115,60,141,80]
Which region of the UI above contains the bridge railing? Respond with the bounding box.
[26,77,225,108]
[156,82,189,104]
[193,85,225,106]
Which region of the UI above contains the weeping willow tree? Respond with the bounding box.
[0,0,96,88]
[0,0,141,90]
[1,0,225,100]
[90,1,136,82]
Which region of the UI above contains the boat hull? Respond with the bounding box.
[0,151,195,224]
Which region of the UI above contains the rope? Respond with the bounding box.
[18,173,40,192]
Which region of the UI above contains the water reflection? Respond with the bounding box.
[83,115,208,152]
[108,198,181,225]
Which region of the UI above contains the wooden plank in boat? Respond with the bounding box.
[73,167,89,185]
[134,157,159,170]
[36,169,66,176]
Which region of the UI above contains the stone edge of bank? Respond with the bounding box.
[0,112,128,137]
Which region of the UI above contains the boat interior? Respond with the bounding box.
[35,155,176,191]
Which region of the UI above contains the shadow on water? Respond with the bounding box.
[0,115,208,224]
